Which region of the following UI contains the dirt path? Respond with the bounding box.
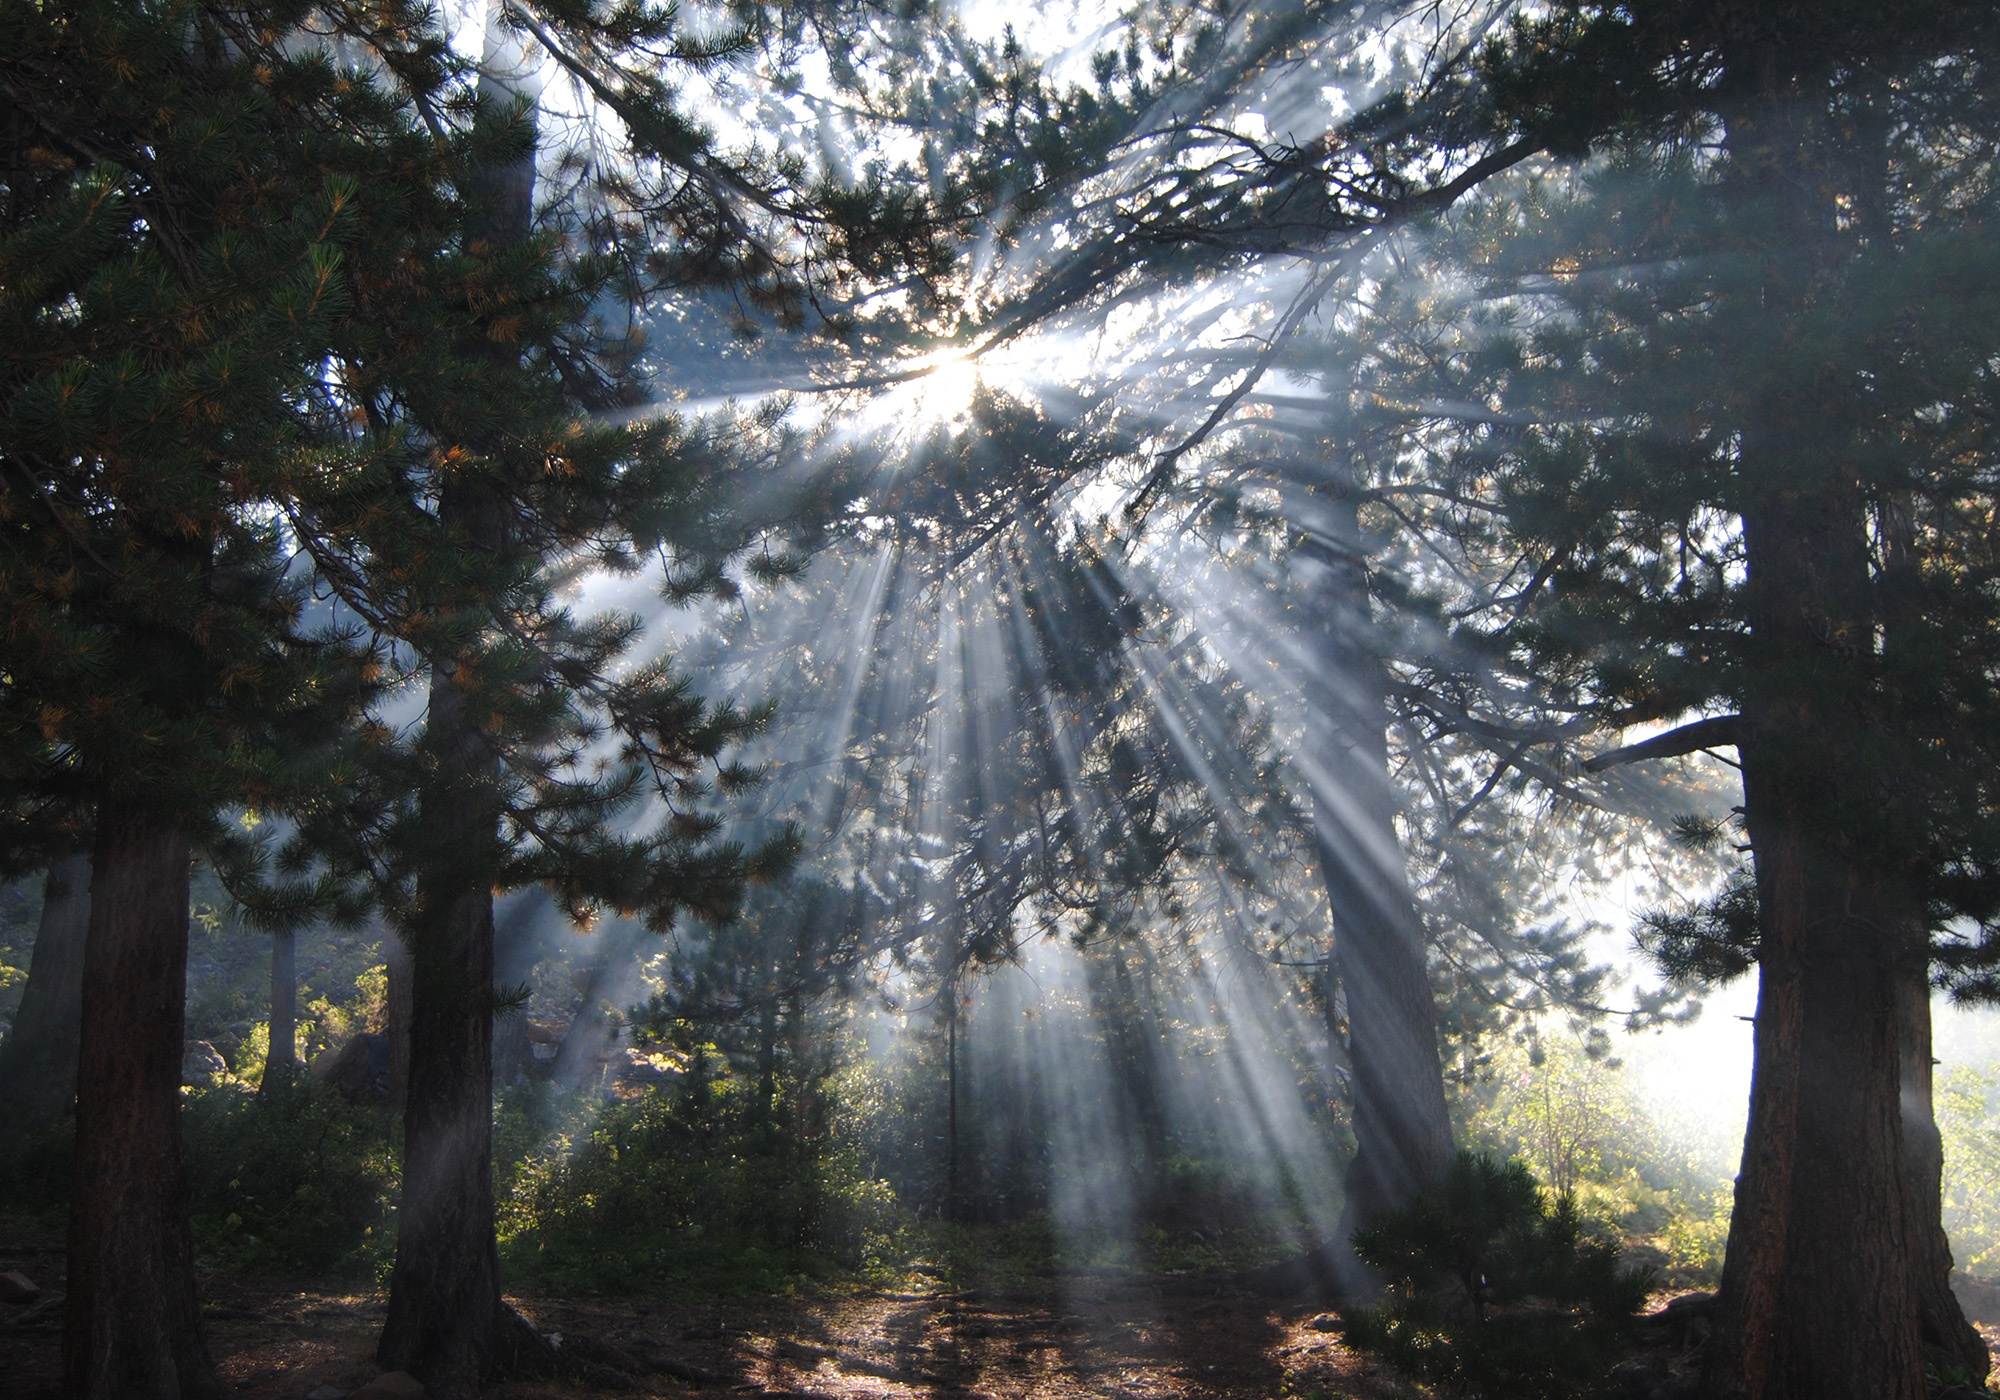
[15,1235,1996,1400]
[2,1248,1416,1400]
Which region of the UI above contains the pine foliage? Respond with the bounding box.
[1341,1152,1654,1400]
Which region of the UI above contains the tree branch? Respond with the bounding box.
[1582,715,1743,773]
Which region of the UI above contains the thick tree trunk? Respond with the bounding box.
[376,848,501,1399]
[62,804,218,1400]
[1705,478,1926,1397]
[377,31,534,1394]
[0,854,92,1122]
[1310,498,1454,1286]
[1706,814,1924,1400]
[384,932,413,1112]
[261,927,297,1093]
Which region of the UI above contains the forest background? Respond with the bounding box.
[8,2,2000,1399]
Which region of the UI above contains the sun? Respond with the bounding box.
[858,348,987,433]
[914,355,982,419]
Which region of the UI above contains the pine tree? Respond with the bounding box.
[1,4,407,1392]
[1413,7,2000,1394]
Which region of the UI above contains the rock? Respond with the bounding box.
[182,1040,228,1085]
[303,1388,349,1400]
[348,1374,423,1400]
[0,1270,40,1304]
[1611,1358,1665,1399]
[311,1032,389,1104]
[1307,1313,1342,1332]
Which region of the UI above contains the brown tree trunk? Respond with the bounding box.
[376,850,501,1399]
[1704,468,1926,1396]
[62,803,218,1400]
[378,46,531,1389]
[384,932,413,1112]
[0,854,92,1122]
[261,926,297,1093]
[1311,494,1454,1286]
[1706,813,1924,1400]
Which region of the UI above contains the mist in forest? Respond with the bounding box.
[8,3,2000,1399]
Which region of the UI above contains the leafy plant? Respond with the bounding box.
[1341,1153,1654,1400]
[181,1079,397,1276]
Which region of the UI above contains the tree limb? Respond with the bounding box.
[1582,715,1743,773]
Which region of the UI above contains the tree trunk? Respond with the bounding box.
[551,921,638,1093]
[756,980,779,1124]
[1705,803,1924,1400]
[1309,495,1454,1287]
[385,932,413,1112]
[62,803,218,1400]
[944,977,960,1221]
[261,927,297,1093]
[0,854,92,1122]
[1699,41,1935,1394]
[1704,471,1926,1396]
[376,848,501,1399]
[378,39,532,1390]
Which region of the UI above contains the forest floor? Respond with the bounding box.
[9,1220,2000,1400]
[0,1212,1432,1400]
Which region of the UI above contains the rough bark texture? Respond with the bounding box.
[62,804,218,1400]
[261,927,297,1093]
[1695,32,1936,1393]
[0,854,91,1122]
[1311,491,1453,1289]
[385,932,413,1112]
[1704,487,1926,1399]
[375,840,502,1400]
[377,45,532,1391]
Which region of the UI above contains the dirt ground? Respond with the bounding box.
[1,1227,1423,1400]
[8,1231,1999,1400]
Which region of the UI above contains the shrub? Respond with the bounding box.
[496,1078,911,1295]
[1340,1152,1654,1400]
[181,1078,397,1275]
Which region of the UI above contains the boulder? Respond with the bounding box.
[349,1372,423,1400]
[311,1032,389,1104]
[181,1040,228,1085]
[0,1269,41,1304]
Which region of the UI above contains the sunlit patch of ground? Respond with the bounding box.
[1,1246,1422,1400]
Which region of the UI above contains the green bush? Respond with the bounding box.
[497,1077,911,1296]
[1341,1153,1654,1400]
[181,1079,398,1276]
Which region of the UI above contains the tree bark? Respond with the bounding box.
[261,927,297,1093]
[0,854,92,1122]
[377,36,532,1390]
[944,975,961,1221]
[385,931,413,1112]
[376,837,501,1399]
[1698,36,1936,1395]
[1309,489,1454,1290]
[1706,797,1924,1400]
[62,803,218,1400]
